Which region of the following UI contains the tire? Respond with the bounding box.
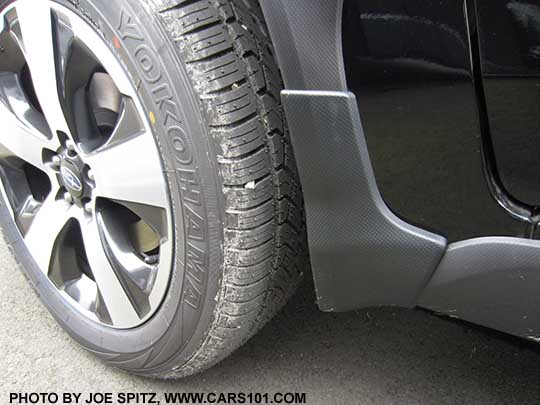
[0,0,306,378]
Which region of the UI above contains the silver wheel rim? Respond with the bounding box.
[0,0,173,329]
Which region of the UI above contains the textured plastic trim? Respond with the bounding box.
[282,90,447,311]
[419,237,540,341]
[259,0,346,91]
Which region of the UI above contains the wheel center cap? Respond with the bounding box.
[60,161,84,198]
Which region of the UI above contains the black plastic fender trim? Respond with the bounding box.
[282,90,447,311]
[419,237,540,341]
[259,0,346,91]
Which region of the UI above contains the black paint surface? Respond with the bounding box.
[343,0,524,241]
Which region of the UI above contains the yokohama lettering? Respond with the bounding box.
[117,9,208,314]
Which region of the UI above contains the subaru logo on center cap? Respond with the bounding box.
[61,166,83,193]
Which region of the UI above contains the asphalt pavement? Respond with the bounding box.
[2,237,540,404]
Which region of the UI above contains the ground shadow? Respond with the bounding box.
[149,277,540,404]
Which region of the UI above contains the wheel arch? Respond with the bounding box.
[259,0,346,91]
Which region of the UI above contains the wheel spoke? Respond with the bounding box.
[97,210,155,314]
[0,99,56,170]
[24,190,72,273]
[105,97,145,148]
[85,134,168,209]
[80,218,141,327]
[15,0,70,135]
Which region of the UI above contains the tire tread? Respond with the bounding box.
[152,0,307,378]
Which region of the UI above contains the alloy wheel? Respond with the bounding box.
[0,0,173,329]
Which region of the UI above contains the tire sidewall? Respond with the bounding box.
[0,0,224,369]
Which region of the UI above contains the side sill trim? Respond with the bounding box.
[419,237,540,341]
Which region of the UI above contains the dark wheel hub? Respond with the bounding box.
[54,143,94,205]
[60,160,84,198]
